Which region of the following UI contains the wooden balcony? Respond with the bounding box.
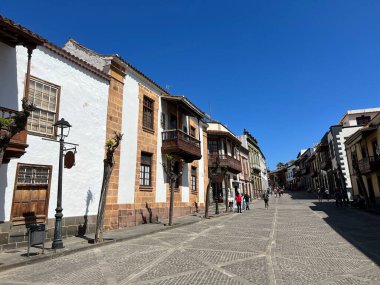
[358,156,380,174]
[208,153,242,174]
[320,160,332,171]
[1,107,28,164]
[311,168,318,177]
[301,166,309,175]
[161,129,201,163]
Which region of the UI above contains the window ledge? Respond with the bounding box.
[143,127,155,134]
[140,186,153,192]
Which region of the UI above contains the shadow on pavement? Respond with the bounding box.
[288,190,380,266]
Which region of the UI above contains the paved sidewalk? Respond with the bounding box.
[0,205,242,272]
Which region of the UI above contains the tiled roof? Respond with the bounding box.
[0,15,46,46]
[0,15,110,81]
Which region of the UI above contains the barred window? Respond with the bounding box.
[140,153,152,186]
[191,167,197,193]
[17,165,50,185]
[28,77,59,136]
[143,96,154,130]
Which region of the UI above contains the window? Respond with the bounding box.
[208,139,218,154]
[11,164,52,224]
[28,77,59,136]
[372,140,380,158]
[140,153,152,187]
[174,160,181,189]
[191,167,197,193]
[170,114,177,129]
[161,113,166,129]
[329,140,335,158]
[143,96,154,130]
[356,115,371,126]
[190,126,196,138]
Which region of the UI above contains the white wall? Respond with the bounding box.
[155,99,167,203]
[337,126,361,189]
[118,73,139,204]
[198,126,205,203]
[3,45,109,221]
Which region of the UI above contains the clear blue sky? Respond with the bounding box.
[2,0,380,169]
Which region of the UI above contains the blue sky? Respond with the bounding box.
[1,0,380,169]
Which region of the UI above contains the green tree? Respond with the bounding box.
[276,162,286,169]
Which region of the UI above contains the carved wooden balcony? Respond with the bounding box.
[358,156,380,174]
[1,107,28,164]
[301,166,310,175]
[320,160,332,171]
[161,129,201,163]
[208,153,242,174]
[311,168,318,177]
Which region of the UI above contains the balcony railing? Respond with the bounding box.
[0,107,28,164]
[161,129,201,163]
[208,153,242,174]
[358,156,380,174]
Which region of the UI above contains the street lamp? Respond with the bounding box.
[52,118,71,249]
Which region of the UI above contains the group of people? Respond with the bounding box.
[317,186,330,202]
[234,187,287,212]
[317,187,350,207]
[234,193,251,213]
[273,187,284,197]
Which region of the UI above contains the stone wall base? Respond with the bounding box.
[0,215,96,251]
[116,205,202,228]
[0,205,203,251]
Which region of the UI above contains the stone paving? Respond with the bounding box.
[0,192,379,284]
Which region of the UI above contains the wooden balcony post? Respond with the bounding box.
[24,46,34,101]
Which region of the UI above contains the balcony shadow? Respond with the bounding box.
[288,191,380,266]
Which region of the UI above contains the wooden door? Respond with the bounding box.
[11,164,52,225]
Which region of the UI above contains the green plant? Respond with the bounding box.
[0,117,13,128]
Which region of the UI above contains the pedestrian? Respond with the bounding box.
[324,188,330,202]
[264,192,269,209]
[318,187,323,202]
[335,189,343,207]
[244,193,250,210]
[228,196,234,212]
[235,192,242,213]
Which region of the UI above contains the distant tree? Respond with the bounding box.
[276,162,286,169]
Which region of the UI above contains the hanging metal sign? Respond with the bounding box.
[64,150,75,169]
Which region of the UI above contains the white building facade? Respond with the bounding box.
[0,21,110,249]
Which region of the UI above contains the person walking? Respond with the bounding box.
[264,192,269,209]
[244,193,250,210]
[335,189,343,207]
[318,187,323,202]
[324,188,330,202]
[235,193,242,213]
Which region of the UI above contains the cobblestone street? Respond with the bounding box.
[0,192,379,285]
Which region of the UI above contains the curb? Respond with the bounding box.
[0,212,230,273]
